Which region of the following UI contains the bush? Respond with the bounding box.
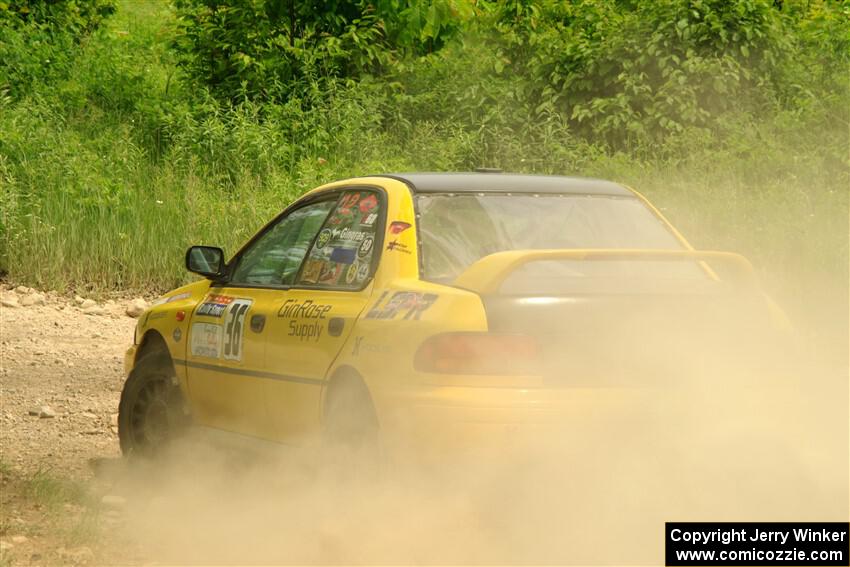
[488,0,848,148]
[0,0,117,97]
[171,0,476,104]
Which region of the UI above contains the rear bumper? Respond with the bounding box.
[378,384,638,457]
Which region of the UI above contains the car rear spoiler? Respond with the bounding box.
[452,249,759,295]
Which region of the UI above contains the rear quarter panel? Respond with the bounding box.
[331,280,489,422]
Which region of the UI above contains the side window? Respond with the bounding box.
[298,190,382,289]
[230,200,335,286]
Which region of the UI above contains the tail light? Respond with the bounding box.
[414,333,540,375]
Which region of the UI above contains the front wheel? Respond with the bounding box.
[118,351,189,457]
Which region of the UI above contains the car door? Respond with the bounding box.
[261,188,385,442]
[185,198,337,439]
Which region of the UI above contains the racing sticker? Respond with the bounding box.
[316,228,332,249]
[222,298,252,361]
[358,193,378,214]
[196,294,234,318]
[301,259,324,283]
[388,221,411,235]
[345,263,359,285]
[365,291,438,320]
[300,190,382,287]
[385,240,413,254]
[356,261,370,282]
[318,263,343,284]
[345,260,370,285]
[337,191,361,215]
[357,236,374,258]
[190,322,223,358]
[330,227,369,243]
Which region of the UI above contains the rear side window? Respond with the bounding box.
[297,190,382,289]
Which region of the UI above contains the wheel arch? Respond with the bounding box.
[322,364,380,428]
[135,330,171,364]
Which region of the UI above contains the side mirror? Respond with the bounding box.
[185,246,225,278]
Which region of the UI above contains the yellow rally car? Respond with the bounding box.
[120,173,787,457]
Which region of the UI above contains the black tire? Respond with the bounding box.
[323,376,383,476]
[118,351,189,458]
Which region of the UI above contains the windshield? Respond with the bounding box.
[416,193,696,287]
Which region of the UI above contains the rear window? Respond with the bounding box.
[416,193,702,289]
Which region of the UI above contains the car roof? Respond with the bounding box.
[377,172,633,197]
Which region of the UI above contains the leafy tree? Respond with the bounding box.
[0,0,117,97]
[172,0,476,103]
[489,0,813,146]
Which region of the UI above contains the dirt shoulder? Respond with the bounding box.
[1,286,142,565]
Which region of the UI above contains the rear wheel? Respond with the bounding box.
[323,375,382,476]
[118,351,189,457]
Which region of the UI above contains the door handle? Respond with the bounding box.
[250,314,266,333]
[328,317,345,337]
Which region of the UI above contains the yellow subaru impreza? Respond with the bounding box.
[120,173,786,457]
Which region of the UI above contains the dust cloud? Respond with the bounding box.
[101,269,848,565]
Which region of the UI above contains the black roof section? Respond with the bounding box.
[379,172,633,196]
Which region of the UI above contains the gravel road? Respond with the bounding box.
[1,285,144,565]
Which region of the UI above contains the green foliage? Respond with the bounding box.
[0,0,117,96]
[172,0,476,103]
[0,0,116,32]
[0,0,846,308]
[486,0,849,147]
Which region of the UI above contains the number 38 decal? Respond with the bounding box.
[223,299,252,361]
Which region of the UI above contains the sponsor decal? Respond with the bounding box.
[386,240,412,254]
[196,294,234,318]
[316,228,332,249]
[279,299,332,342]
[358,193,378,213]
[388,221,411,235]
[351,336,391,356]
[289,320,323,342]
[326,211,351,226]
[222,298,252,361]
[190,322,222,358]
[301,259,324,283]
[278,299,332,319]
[147,311,168,320]
[345,263,358,285]
[319,263,343,284]
[365,291,438,320]
[329,226,369,243]
[357,236,374,258]
[337,192,361,214]
[356,261,370,283]
[330,246,357,265]
[361,212,378,226]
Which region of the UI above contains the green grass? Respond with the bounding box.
[24,467,91,510]
[0,0,846,312]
